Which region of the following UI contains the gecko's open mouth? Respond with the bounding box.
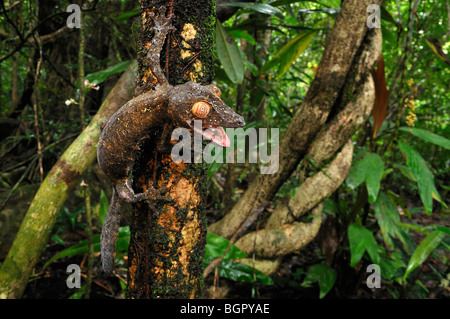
[187,121,230,148]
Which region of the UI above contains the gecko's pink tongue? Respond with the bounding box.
[190,122,230,148]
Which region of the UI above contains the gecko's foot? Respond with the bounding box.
[131,184,170,204]
[150,6,176,32]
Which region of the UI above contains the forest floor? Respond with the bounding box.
[19,206,449,299]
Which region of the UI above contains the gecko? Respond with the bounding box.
[97,6,245,274]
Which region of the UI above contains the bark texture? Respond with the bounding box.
[127,0,215,299]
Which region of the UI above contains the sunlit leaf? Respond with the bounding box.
[262,31,316,77]
[216,21,244,84]
[404,230,446,279]
[398,142,443,215]
[399,127,450,150]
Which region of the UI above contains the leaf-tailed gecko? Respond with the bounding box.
[97,6,245,274]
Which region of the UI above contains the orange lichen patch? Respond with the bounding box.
[128,253,138,289]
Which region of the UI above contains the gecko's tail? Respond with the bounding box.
[101,188,121,275]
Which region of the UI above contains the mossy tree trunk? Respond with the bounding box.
[126,0,215,299]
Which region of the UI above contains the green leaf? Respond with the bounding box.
[228,29,256,45]
[206,258,273,285]
[43,226,130,269]
[226,2,284,19]
[398,142,443,215]
[399,127,450,150]
[216,21,245,84]
[427,226,450,236]
[348,224,380,267]
[205,233,247,260]
[404,230,446,279]
[115,8,139,21]
[364,153,384,203]
[373,192,402,248]
[51,234,66,246]
[262,31,316,77]
[301,263,336,299]
[85,60,133,85]
[346,151,384,203]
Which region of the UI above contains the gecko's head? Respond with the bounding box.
[168,82,245,147]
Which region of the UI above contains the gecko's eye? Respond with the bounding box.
[192,101,211,118]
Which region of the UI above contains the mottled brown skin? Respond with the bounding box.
[97,7,245,274]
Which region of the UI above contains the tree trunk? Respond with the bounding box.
[209,0,383,240]
[126,0,215,299]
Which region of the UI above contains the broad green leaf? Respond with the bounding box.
[301,263,336,299]
[204,258,273,285]
[205,233,247,260]
[346,151,384,203]
[346,155,367,190]
[85,60,133,85]
[216,21,244,84]
[43,226,130,269]
[404,230,446,279]
[398,142,443,215]
[227,2,284,19]
[364,153,384,203]
[348,224,380,267]
[399,127,450,150]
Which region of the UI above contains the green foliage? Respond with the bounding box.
[205,232,274,285]
[301,263,336,299]
[346,151,384,203]
[84,60,134,85]
[348,224,380,267]
[215,21,245,84]
[404,230,446,280]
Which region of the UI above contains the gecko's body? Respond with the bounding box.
[97,7,245,274]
